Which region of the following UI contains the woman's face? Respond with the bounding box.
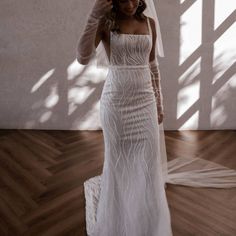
[116,0,140,16]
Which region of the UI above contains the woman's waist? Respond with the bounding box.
[101,83,154,98]
[106,65,151,79]
[108,64,150,70]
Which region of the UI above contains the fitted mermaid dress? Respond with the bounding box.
[84,17,173,236]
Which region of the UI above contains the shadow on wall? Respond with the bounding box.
[0,0,235,130]
[159,0,236,130]
[0,0,106,130]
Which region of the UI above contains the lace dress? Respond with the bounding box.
[84,17,173,236]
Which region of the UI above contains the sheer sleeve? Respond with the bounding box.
[76,0,111,65]
[150,60,164,115]
[76,14,100,65]
[148,17,164,114]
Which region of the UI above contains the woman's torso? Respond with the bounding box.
[101,15,152,63]
[100,16,155,105]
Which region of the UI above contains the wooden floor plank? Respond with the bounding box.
[0,129,235,236]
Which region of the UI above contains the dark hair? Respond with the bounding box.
[102,0,147,33]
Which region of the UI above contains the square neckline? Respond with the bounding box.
[111,16,151,37]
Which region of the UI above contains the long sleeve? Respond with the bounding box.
[76,0,112,65]
[76,13,100,65]
[149,58,164,115]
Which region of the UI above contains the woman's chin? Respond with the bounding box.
[125,10,136,16]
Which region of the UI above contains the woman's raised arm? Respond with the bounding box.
[76,0,112,65]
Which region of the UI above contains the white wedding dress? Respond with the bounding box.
[76,3,236,234]
[84,18,173,236]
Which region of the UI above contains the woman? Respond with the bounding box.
[77,0,173,235]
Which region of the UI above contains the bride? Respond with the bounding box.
[76,0,236,235]
[77,0,173,235]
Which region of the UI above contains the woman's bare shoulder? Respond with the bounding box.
[146,16,156,34]
[147,16,156,28]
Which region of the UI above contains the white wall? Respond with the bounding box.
[0,0,235,130]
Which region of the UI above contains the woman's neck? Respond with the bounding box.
[116,11,137,21]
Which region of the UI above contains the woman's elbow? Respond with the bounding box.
[76,54,91,65]
[77,56,89,65]
[76,51,96,65]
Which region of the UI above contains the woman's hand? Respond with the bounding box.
[91,0,113,19]
[157,106,164,124]
[158,111,164,124]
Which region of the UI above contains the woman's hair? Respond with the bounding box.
[102,0,147,33]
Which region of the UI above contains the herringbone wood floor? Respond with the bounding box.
[0,129,235,236]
